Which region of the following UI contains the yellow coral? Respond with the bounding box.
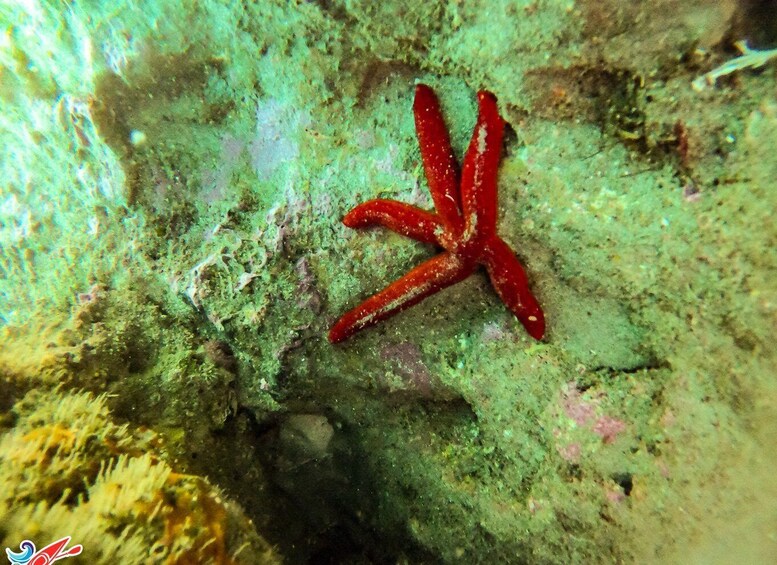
[0,389,279,564]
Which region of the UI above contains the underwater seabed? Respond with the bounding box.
[1,0,776,563]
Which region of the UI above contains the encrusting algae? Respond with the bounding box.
[1,0,777,562]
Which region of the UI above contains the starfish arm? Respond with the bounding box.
[414,84,464,233]
[342,198,444,245]
[328,252,474,343]
[481,236,545,340]
[460,90,505,245]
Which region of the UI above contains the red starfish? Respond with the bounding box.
[329,84,545,343]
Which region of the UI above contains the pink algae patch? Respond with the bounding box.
[593,415,627,444]
[555,382,627,461]
[556,441,582,463]
[561,383,597,426]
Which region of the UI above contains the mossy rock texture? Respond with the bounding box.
[1,0,776,562]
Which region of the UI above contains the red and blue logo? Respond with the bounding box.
[5,537,82,565]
